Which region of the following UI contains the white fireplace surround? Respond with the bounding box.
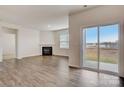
[40,44,53,47]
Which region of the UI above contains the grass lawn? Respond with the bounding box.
[86,48,118,64]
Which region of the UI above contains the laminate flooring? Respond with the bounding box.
[0,56,123,87]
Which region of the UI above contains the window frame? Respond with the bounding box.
[59,30,69,49]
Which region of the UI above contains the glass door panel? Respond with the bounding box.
[83,27,98,69]
[99,24,119,73]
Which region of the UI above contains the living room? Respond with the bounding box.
[0,5,124,88]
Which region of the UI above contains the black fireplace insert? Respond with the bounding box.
[42,47,52,56]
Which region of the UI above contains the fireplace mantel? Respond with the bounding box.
[40,44,53,47]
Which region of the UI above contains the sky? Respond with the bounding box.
[85,24,119,43]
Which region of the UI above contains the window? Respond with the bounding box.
[59,30,69,48]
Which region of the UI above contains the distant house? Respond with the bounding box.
[100,41,118,49]
[87,41,118,49]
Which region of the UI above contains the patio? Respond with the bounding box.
[83,60,118,73]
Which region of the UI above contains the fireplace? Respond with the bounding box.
[42,47,52,56]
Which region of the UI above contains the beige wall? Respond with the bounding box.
[53,30,69,56]
[69,6,124,77]
[0,26,3,61]
[0,48,2,62]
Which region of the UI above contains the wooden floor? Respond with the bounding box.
[0,56,123,87]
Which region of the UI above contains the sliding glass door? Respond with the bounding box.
[83,24,119,73]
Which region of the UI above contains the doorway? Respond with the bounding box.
[82,24,119,74]
[1,27,17,60]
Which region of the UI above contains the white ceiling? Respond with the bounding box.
[0,5,96,31]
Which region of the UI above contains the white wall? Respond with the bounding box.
[40,31,54,45]
[17,28,40,59]
[53,30,69,56]
[69,6,124,77]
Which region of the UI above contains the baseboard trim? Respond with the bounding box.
[17,54,68,60]
[69,64,82,69]
[17,54,41,59]
[69,66,81,69]
[16,57,22,59]
[53,54,69,58]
